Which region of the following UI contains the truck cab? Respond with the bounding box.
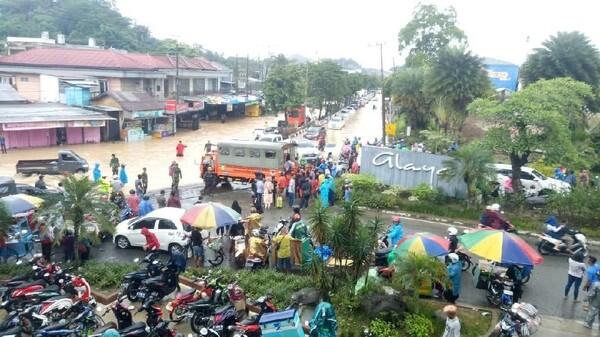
[16,150,89,175]
[0,176,17,197]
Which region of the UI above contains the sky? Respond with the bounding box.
[116,0,600,70]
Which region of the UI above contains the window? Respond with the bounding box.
[158,219,177,230]
[249,149,261,158]
[19,77,29,82]
[60,153,77,161]
[234,148,245,157]
[0,186,9,194]
[219,147,230,155]
[265,150,276,159]
[531,170,546,180]
[520,172,535,181]
[131,219,156,230]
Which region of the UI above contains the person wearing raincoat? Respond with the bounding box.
[119,164,128,185]
[92,163,101,182]
[320,178,331,208]
[307,300,337,337]
[387,216,404,247]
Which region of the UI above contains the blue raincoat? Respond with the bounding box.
[447,261,462,296]
[387,223,404,247]
[119,167,128,185]
[320,180,330,208]
[92,163,101,182]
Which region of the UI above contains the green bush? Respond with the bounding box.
[344,174,383,194]
[547,187,600,227]
[184,268,312,309]
[403,313,434,337]
[79,261,137,291]
[529,159,558,178]
[410,184,443,203]
[369,319,401,337]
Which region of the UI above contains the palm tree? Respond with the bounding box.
[392,253,448,298]
[443,144,494,206]
[347,218,385,281]
[308,204,331,245]
[38,175,117,262]
[341,201,363,235]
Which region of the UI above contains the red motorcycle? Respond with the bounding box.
[166,277,221,321]
[229,295,277,337]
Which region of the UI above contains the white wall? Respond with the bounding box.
[40,74,59,102]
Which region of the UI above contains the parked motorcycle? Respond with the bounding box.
[191,304,237,336]
[166,276,225,321]
[487,275,515,309]
[228,295,277,337]
[494,302,541,337]
[537,229,587,256]
[121,252,164,302]
[136,263,180,305]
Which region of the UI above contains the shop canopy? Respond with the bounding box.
[181,94,259,106]
[0,103,115,130]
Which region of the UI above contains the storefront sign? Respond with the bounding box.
[131,110,164,119]
[360,146,467,197]
[2,121,64,131]
[67,120,105,128]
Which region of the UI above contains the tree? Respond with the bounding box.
[0,203,11,238]
[37,175,117,262]
[308,204,331,245]
[308,60,346,118]
[263,64,306,113]
[419,130,451,154]
[425,47,491,133]
[398,3,466,66]
[521,32,600,89]
[386,67,432,130]
[443,144,494,206]
[470,78,593,192]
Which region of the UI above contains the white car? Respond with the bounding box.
[490,163,571,194]
[328,115,345,130]
[291,140,320,164]
[113,207,189,253]
[259,134,284,142]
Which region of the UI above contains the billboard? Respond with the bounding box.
[484,63,519,92]
[360,146,467,198]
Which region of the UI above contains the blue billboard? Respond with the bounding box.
[482,58,519,92]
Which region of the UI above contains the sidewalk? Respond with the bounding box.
[538,315,600,337]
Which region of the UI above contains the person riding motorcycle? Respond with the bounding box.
[544,215,566,240]
[447,227,459,253]
[480,204,514,231]
[387,216,404,247]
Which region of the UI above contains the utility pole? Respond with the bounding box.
[234,55,239,93]
[304,62,309,107]
[246,54,249,98]
[174,43,180,135]
[377,42,386,145]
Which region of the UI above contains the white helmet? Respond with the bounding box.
[252,229,260,237]
[575,233,587,244]
[491,203,501,212]
[448,253,459,263]
[447,227,458,236]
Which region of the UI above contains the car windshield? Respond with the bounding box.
[307,127,320,133]
[531,170,546,180]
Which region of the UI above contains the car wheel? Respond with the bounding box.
[169,243,184,254]
[76,169,85,174]
[115,236,130,249]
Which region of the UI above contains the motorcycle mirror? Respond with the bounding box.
[133,258,140,263]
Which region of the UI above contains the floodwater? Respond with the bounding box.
[0,95,382,190]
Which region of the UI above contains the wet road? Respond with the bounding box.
[0,97,381,190]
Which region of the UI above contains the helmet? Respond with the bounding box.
[491,203,501,212]
[252,229,260,237]
[447,227,458,236]
[448,253,459,263]
[392,216,401,223]
[575,233,587,244]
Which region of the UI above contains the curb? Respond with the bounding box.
[359,206,600,248]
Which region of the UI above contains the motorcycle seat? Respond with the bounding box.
[177,288,196,297]
[215,305,233,315]
[92,323,118,335]
[42,285,60,292]
[43,295,72,302]
[41,320,71,331]
[239,316,259,325]
[119,322,147,334]
[13,280,45,289]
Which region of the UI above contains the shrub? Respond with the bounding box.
[410,184,442,203]
[344,174,383,194]
[547,187,600,226]
[369,319,401,337]
[403,313,434,337]
[529,159,558,178]
[79,261,137,290]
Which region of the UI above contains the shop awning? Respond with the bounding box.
[0,103,114,131]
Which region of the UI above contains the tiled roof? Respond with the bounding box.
[0,48,217,71]
[95,91,164,112]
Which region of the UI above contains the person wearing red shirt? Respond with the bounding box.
[176,140,187,157]
[141,227,160,251]
[351,161,360,174]
[276,172,288,196]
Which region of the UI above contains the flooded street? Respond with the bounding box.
[0,96,381,189]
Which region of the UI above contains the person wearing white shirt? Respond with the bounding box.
[565,253,587,301]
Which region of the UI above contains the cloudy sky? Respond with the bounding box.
[116,0,600,69]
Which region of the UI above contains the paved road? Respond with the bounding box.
[89,186,589,323]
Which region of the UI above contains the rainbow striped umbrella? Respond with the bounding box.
[393,232,450,258]
[180,202,242,229]
[459,229,543,266]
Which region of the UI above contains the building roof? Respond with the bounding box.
[0,48,217,71]
[0,84,28,103]
[0,103,114,124]
[482,57,518,66]
[94,91,164,112]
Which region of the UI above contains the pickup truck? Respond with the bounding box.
[16,150,89,175]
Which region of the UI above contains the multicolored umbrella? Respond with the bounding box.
[393,232,450,258]
[180,202,241,229]
[459,229,543,266]
[0,194,44,215]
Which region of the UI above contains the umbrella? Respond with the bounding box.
[459,229,543,266]
[180,202,241,229]
[393,232,450,258]
[0,194,44,215]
